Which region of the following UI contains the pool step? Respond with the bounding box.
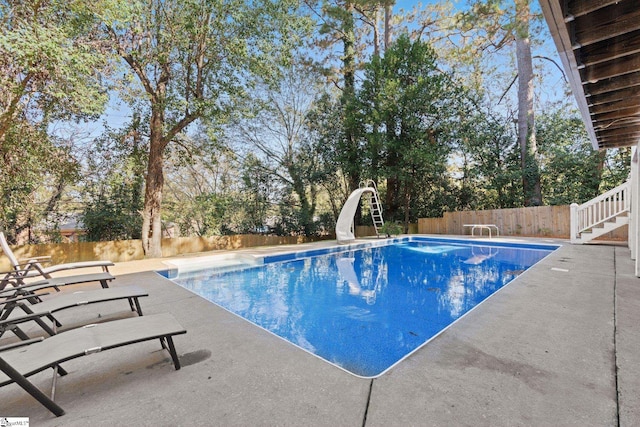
[163,253,261,275]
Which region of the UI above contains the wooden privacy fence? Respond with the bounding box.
[419,205,570,237]
[351,205,628,240]
[0,234,332,271]
[418,204,626,239]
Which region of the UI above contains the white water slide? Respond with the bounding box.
[335,182,384,243]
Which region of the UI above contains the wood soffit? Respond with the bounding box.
[540,0,640,149]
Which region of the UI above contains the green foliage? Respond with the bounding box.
[0,0,108,240]
[162,141,277,237]
[0,0,109,137]
[1,0,633,245]
[82,183,143,241]
[356,34,471,222]
[230,64,336,236]
[536,108,603,204]
[80,118,147,241]
[0,122,80,241]
[238,154,275,233]
[599,148,631,191]
[379,221,402,237]
[94,0,312,255]
[453,111,522,210]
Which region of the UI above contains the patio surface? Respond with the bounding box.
[2,237,640,426]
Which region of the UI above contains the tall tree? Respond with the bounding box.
[456,109,522,209]
[515,0,541,206]
[335,1,360,194]
[0,0,109,241]
[358,35,469,226]
[308,0,397,198]
[96,0,309,257]
[452,0,543,206]
[81,115,147,241]
[536,107,601,205]
[232,65,327,235]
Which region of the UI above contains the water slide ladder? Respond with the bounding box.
[335,180,384,243]
[366,181,385,236]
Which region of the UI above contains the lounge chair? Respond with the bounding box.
[0,232,114,279]
[0,268,114,296]
[0,313,187,416]
[0,285,149,339]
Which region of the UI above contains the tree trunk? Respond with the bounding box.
[372,7,380,57]
[141,108,166,258]
[403,178,411,233]
[384,3,392,51]
[343,1,358,195]
[594,150,607,197]
[341,2,362,222]
[515,0,541,206]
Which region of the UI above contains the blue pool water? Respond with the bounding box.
[171,237,557,377]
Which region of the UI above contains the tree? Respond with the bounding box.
[0,124,81,243]
[453,108,522,210]
[96,0,310,257]
[515,0,541,206]
[328,1,361,194]
[307,1,392,197]
[305,92,350,221]
[162,130,253,236]
[536,106,598,205]
[0,0,108,142]
[231,65,328,235]
[357,35,469,226]
[453,0,544,206]
[0,0,109,242]
[81,115,147,241]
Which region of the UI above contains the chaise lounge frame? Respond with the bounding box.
[0,313,186,416]
[0,285,149,339]
[0,231,114,279]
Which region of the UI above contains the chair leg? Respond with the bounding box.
[0,357,65,416]
[164,336,181,370]
[10,325,35,341]
[129,297,143,316]
[19,304,62,328]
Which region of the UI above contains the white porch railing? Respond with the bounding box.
[570,180,631,243]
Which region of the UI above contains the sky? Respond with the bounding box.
[60,0,573,145]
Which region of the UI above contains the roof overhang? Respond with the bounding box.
[539,0,640,150]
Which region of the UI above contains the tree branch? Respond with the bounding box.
[533,55,568,84]
[498,73,518,105]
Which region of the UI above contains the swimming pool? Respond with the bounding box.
[169,237,558,377]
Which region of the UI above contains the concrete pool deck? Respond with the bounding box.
[2,237,639,426]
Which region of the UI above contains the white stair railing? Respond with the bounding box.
[570,180,630,243]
